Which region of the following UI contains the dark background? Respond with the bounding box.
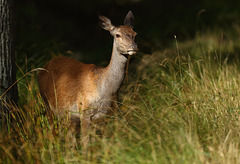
[16,0,240,66]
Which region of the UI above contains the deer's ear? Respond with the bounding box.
[124,11,134,28]
[99,15,115,31]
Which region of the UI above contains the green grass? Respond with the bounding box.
[2,27,240,163]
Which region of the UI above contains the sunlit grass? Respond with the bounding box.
[2,28,240,163]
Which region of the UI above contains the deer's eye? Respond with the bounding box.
[116,34,121,38]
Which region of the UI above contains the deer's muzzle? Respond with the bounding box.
[127,43,138,55]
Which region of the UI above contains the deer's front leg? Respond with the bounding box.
[81,112,98,159]
[112,93,119,115]
[80,113,91,152]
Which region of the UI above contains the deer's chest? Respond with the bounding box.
[88,94,113,120]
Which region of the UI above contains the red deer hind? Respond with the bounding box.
[37,11,138,148]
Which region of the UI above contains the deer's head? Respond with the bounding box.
[99,11,138,56]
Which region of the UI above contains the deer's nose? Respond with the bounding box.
[131,43,138,51]
[128,43,138,51]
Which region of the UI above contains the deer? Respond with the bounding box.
[37,11,138,150]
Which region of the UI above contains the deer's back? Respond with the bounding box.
[38,56,104,117]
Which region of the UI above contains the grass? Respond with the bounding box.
[2,27,240,163]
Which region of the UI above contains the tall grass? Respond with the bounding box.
[2,28,240,163]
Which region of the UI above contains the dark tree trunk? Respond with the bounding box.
[0,0,17,124]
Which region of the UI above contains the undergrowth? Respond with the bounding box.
[2,28,240,163]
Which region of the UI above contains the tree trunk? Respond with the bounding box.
[0,0,17,124]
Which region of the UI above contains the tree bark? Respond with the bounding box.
[0,0,17,124]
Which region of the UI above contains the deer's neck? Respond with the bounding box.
[99,41,128,97]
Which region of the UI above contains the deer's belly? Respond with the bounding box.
[69,96,112,120]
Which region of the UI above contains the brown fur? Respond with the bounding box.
[38,57,101,111]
